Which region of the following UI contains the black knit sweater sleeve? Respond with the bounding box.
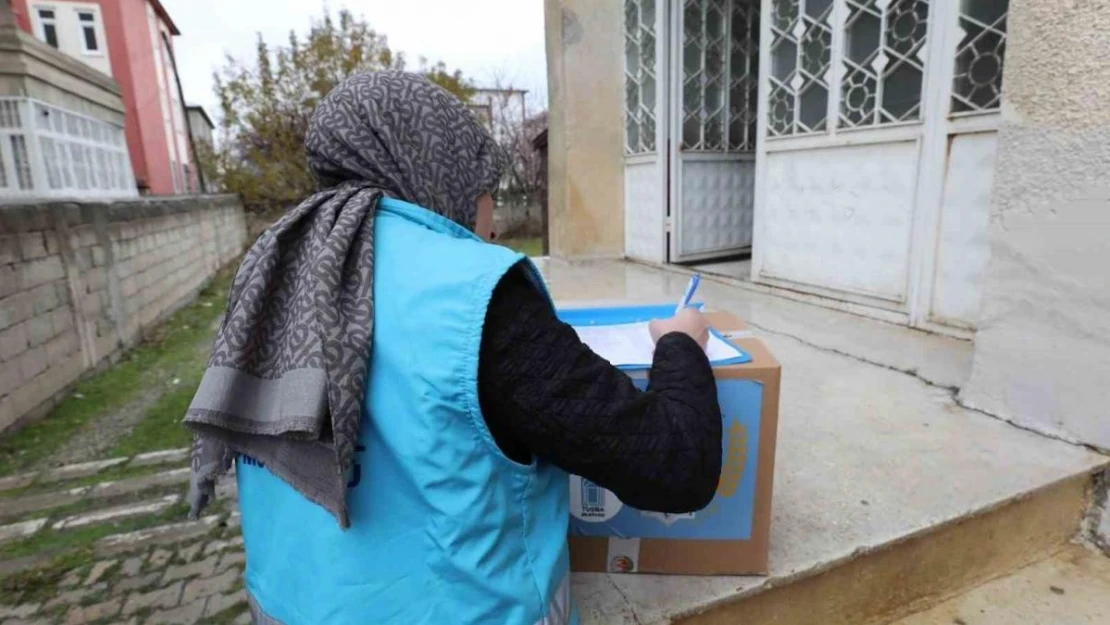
[477,263,723,513]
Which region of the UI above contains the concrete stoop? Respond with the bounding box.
[683,475,1099,625]
[575,470,1106,625]
[543,260,1110,625]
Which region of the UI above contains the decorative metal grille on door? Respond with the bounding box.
[767,0,832,135]
[840,0,929,127]
[951,0,1008,113]
[681,0,759,153]
[766,0,1011,135]
[767,0,933,135]
[625,0,659,154]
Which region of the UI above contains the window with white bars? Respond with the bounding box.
[768,0,831,136]
[768,0,953,136]
[729,0,760,151]
[624,0,659,155]
[10,136,32,190]
[0,98,135,199]
[78,11,101,54]
[680,0,761,153]
[35,8,59,49]
[0,100,23,129]
[840,0,929,128]
[951,0,1008,114]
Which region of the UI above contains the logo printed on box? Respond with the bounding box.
[582,479,604,514]
[570,477,623,522]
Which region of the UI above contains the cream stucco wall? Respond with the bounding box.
[544,0,624,258]
[960,0,1110,451]
[26,0,113,78]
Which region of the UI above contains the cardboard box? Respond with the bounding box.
[563,309,780,575]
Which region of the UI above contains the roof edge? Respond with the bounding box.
[148,0,180,35]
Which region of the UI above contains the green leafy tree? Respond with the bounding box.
[203,9,475,212]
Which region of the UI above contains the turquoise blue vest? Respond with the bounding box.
[237,198,576,625]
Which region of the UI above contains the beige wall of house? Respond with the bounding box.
[544,0,624,258]
[960,0,1110,451]
[0,25,124,125]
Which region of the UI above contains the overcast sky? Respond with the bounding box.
[161,0,548,122]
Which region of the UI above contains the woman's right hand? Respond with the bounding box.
[649,308,710,350]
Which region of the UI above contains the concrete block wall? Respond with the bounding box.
[0,195,246,432]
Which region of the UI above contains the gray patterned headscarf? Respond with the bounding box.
[184,72,506,527]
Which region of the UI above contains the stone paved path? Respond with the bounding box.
[0,450,247,625]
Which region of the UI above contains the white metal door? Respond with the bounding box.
[920,1,1009,330]
[623,0,670,264]
[751,0,1010,329]
[669,0,760,263]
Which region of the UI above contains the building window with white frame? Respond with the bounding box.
[78,10,101,54]
[35,7,59,48]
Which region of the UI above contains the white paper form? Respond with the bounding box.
[572,322,746,368]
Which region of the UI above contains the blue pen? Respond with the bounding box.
[675,273,701,315]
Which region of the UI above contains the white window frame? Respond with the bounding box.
[0,96,137,200]
[76,8,104,56]
[170,158,181,193]
[32,5,59,49]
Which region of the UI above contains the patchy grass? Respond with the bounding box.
[110,378,200,458]
[499,237,544,257]
[0,548,90,604]
[0,268,235,476]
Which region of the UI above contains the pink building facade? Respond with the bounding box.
[10,0,195,195]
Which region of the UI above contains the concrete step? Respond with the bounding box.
[95,514,228,556]
[887,545,1110,625]
[0,510,238,581]
[0,467,191,521]
[540,260,1110,625]
[0,494,184,549]
[575,433,1105,625]
[51,494,181,531]
[0,470,235,554]
[0,448,189,495]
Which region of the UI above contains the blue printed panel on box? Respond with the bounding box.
[559,304,763,541]
[568,378,763,540]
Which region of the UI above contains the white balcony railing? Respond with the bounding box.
[0,97,137,200]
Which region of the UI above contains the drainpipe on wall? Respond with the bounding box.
[160,30,207,194]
